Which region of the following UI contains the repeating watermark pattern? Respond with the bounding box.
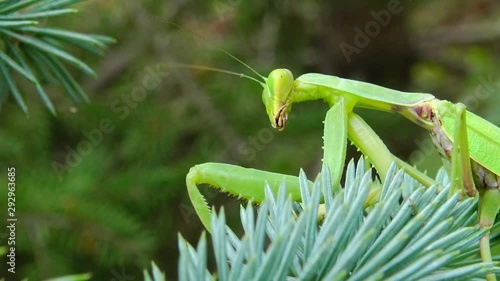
[109,267,134,281]
[340,0,406,63]
[239,115,302,165]
[51,64,170,181]
[461,75,498,112]
[213,0,243,20]
[6,167,16,274]
[238,127,275,162]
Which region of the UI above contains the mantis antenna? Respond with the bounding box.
[168,63,265,86]
[169,22,267,82]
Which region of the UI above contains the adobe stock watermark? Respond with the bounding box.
[238,127,275,162]
[109,267,134,281]
[408,74,499,166]
[213,0,243,20]
[237,113,304,163]
[51,64,170,181]
[340,0,406,63]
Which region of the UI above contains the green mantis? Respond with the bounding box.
[185,54,500,280]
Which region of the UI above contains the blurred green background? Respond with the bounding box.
[0,0,499,280]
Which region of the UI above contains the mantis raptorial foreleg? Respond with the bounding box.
[322,98,348,190]
[186,163,312,231]
[186,96,437,232]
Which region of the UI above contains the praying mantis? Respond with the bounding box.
[184,44,500,280]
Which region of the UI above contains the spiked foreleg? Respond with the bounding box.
[186,163,312,232]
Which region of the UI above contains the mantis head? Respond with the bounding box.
[262,69,294,131]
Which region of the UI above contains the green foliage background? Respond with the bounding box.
[0,0,498,280]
